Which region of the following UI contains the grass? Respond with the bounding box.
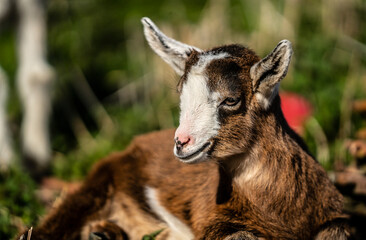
[0,168,43,239]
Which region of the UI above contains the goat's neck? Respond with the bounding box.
[220,109,308,205]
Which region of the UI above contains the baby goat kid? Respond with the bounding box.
[19,18,349,240]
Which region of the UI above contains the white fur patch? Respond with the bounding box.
[145,187,194,240]
[174,53,228,162]
[233,147,271,191]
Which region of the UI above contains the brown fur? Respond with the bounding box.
[18,40,350,240]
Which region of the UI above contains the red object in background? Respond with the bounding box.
[280,92,313,135]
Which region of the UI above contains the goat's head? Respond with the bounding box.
[142,17,292,164]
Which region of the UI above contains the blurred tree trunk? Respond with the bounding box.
[16,0,55,176]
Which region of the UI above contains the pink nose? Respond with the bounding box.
[175,123,195,151]
[174,134,193,151]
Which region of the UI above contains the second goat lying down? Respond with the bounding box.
[19,18,349,240]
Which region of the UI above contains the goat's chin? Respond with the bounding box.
[176,152,209,164]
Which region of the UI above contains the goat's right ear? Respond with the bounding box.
[141,17,201,76]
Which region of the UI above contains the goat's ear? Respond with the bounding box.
[250,40,292,109]
[141,17,201,76]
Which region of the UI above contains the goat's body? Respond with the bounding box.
[28,127,346,240]
[19,18,350,240]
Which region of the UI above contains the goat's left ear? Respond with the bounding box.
[250,40,292,109]
[141,17,202,76]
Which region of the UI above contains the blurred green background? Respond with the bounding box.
[0,0,365,238]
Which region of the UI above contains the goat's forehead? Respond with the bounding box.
[191,52,230,74]
[179,44,259,94]
[185,54,245,94]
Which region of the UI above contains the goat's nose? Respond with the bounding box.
[175,136,191,151]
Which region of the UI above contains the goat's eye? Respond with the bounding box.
[222,97,240,107]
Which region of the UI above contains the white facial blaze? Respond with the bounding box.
[174,53,227,161]
[178,73,220,146]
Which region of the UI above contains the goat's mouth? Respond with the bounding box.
[174,142,211,164]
